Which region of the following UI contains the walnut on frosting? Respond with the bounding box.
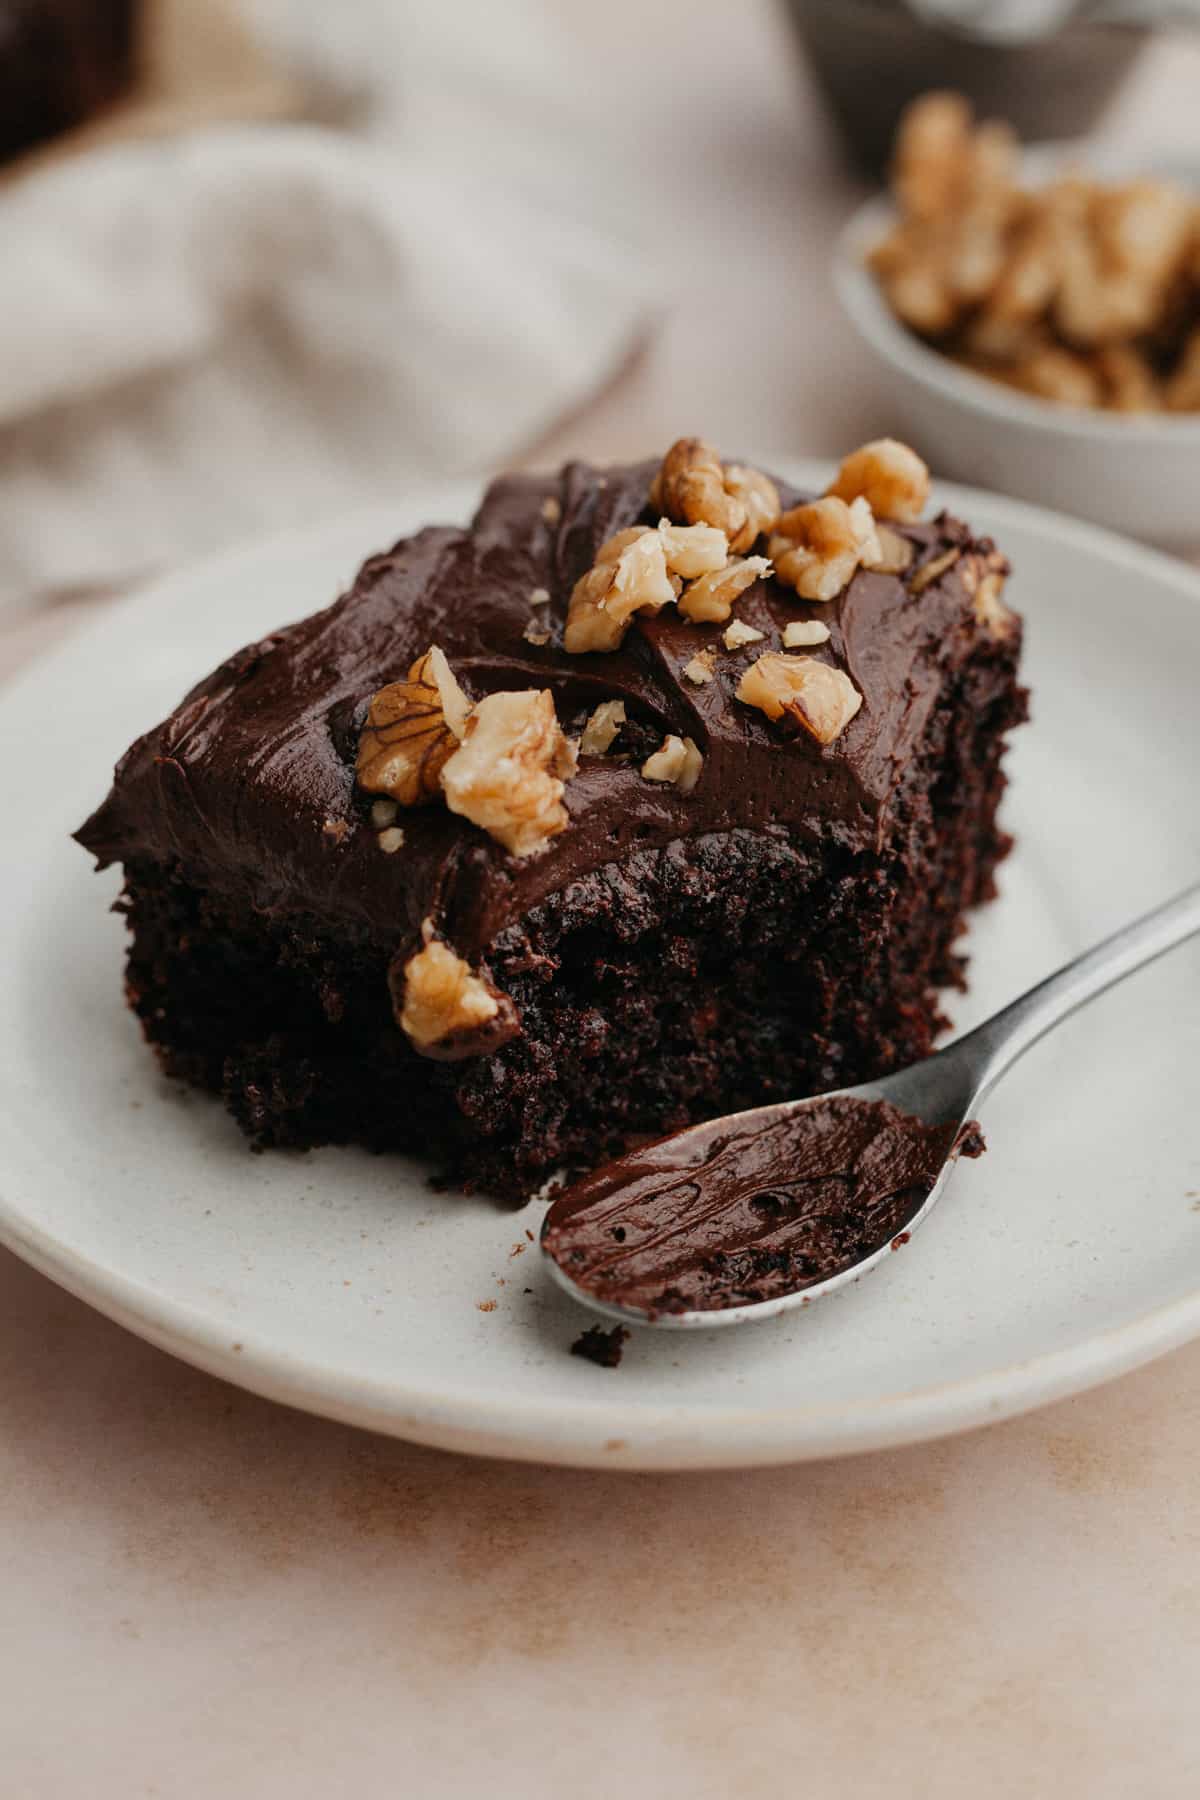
[440,688,577,858]
[579,699,627,755]
[827,439,931,524]
[769,497,880,602]
[677,555,771,624]
[960,547,1016,638]
[650,438,781,553]
[356,646,471,806]
[399,923,515,1054]
[656,520,729,579]
[641,734,703,792]
[736,653,863,745]
[565,527,679,654]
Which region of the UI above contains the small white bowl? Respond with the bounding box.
[834,185,1200,552]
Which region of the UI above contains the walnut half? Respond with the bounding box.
[440,687,577,858]
[650,438,781,553]
[827,439,931,523]
[356,646,471,806]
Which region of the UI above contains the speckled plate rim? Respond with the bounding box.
[2,467,1199,1472]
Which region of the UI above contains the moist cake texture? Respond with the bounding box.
[76,439,1027,1199]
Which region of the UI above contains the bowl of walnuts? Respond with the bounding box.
[835,92,1200,548]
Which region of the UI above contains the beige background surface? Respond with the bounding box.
[4,7,1200,1796]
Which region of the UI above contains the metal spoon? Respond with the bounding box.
[542,882,1200,1330]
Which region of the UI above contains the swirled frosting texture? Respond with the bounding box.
[77,459,1004,964]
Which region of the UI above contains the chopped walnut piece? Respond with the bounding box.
[641,734,703,793]
[656,519,729,579]
[1012,344,1103,408]
[522,617,552,646]
[737,653,863,745]
[827,439,930,523]
[683,649,717,685]
[769,497,880,602]
[864,524,915,575]
[650,440,779,552]
[782,619,830,648]
[1166,330,1200,412]
[441,689,576,857]
[909,546,962,594]
[377,826,406,854]
[399,930,501,1050]
[722,464,782,551]
[1056,180,1193,348]
[962,550,1016,638]
[580,699,627,755]
[875,99,1200,416]
[722,619,764,650]
[370,798,398,829]
[540,495,561,525]
[565,528,678,653]
[1095,344,1160,413]
[677,554,772,624]
[892,91,974,223]
[356,646,469,806]
[528,586,550,607]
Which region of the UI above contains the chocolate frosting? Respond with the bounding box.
[541,1095,983,1315]
[76,459,1001,972]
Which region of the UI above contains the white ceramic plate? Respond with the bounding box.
[3,465,1199,1470]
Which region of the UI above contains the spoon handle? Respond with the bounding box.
[951,881,1200,1100]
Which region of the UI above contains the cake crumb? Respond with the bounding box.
[528,586,551,607]
[722,618,765,650]
[570,1324,629,1368]
[509,1241,527,1257]
[322,817,349,843]
[377,826,406,853]
[477,1299,498,1313]
[522,617,552,646]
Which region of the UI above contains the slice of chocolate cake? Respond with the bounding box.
[76,437,1027,1200]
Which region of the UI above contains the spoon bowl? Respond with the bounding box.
[542,882,1200,1329]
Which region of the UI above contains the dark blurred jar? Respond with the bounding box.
[781,0,1151,175]
[0,0,142,163]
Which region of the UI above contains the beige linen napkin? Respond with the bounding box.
[0,1,651,613]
